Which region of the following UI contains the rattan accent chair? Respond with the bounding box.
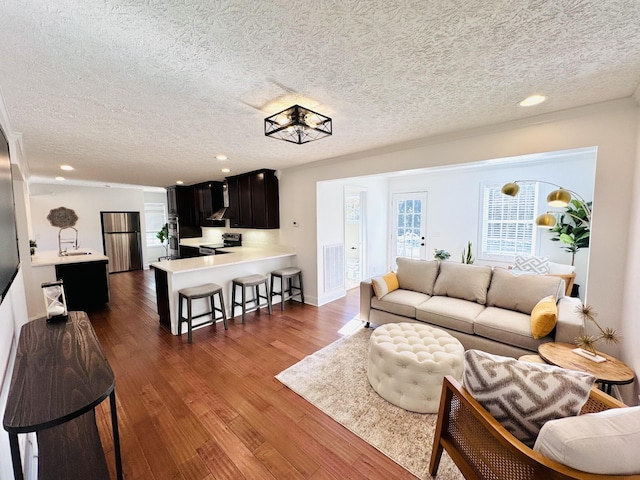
[429,375,640,480]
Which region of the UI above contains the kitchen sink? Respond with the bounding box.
[61,251,93,256]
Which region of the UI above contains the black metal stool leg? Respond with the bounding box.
[187,297,193,344]
[178,293,183,336]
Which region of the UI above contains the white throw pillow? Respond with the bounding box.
[534,406,640,475]
[463,349,595,447]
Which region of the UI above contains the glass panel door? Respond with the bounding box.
[391,192,427,263]
[344,187,366,290]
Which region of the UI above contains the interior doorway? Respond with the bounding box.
[344,186,366,290]
[391,191,428,265]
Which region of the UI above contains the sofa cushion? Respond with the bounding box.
[395,257,439,295]
[514,254,550,274]
[474,307,549,352]
[371,289,430,318]
[486,268,564,314]
[371,271,399,299]
[463,349,595,447]
[415,296,484,334]
[432,262,492,304]
[530,295,557,339]
[534,406,640,475]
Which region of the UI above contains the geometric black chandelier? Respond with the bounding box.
[264,104,332,144]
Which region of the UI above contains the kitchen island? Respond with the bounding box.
[150,246,296,335]
[30,249,110,315]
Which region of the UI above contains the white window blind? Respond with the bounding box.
[480,182,538,258]
[145,203,167,246]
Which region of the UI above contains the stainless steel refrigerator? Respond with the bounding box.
[101,211,143,273]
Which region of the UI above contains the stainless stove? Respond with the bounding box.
[199,233,242,255]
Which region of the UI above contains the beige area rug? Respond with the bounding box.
[275,327,464,480]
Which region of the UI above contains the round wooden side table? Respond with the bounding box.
[538,342,635,394]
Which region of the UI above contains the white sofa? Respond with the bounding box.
[360,258,584,359]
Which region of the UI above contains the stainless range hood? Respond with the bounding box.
[208,182,229,221]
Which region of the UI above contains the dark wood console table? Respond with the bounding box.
[3,311,122,480]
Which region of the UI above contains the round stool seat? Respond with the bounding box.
[179,283,222,298]
[367,322,464,413]
[178,283,227,343]
[271,267,301,277]
[233,274,268,286]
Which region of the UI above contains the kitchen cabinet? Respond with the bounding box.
[166,185,196,227]
[55,259,109,310]
[193,181,225,227]
[227,169,280,229]
[179,245,201,258]
[167,182,224,229]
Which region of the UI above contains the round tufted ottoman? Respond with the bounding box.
[367,322,464,413]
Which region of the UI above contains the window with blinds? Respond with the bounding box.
[480,182,538,258]
[144,203,167,246]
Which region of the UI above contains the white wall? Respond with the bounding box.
[621,107,640,405]
[0,104,36,476]
[315,175,388,304]
[144,190,169,265]
[29,183,147,256]
[385,148,595,296]
[280,98,638,403]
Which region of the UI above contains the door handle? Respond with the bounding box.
[421,243,425,246]
[350,247,357,250]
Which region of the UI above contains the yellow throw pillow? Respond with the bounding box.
[371,272,399,300]
[531,295,557,339]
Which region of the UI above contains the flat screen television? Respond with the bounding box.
[0,124,19,303]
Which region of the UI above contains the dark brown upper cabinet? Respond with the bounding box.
[193,181,225,227]
[226,169,279,229]
[166,182,224,229]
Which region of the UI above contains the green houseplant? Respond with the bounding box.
[156,223,169,258]
[434,249,450,260]
[549,199,591,266]
[461,241,474,264]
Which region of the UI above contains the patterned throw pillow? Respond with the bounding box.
[463,350,595,447]
[371,272,399,300]
[514,254,550,274]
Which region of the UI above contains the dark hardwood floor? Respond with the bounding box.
[91,269,417,480]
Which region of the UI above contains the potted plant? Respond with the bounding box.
[434,249,450,260]
[549,199,591,266]
[461,241,474,264]
[156,223,169,258]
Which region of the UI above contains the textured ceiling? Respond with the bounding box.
[0,0,639,188]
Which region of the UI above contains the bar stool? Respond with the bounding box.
[231,274,272,324]
[177,283,227,343]
[270,267,304,310]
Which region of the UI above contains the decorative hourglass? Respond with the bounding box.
[41,280,68,322]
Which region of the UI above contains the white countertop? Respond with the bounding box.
[31,249,109,267]
[150,245,296,274]
[179,237,209,247]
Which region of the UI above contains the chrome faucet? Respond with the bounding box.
[58,227,79,256]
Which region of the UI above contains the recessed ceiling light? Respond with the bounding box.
[519,95,547,107]
[60,164,74,171]
[221,168,231,173]
[215,155,228,161]
[55,176,65,181]
[176,180,184,185]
